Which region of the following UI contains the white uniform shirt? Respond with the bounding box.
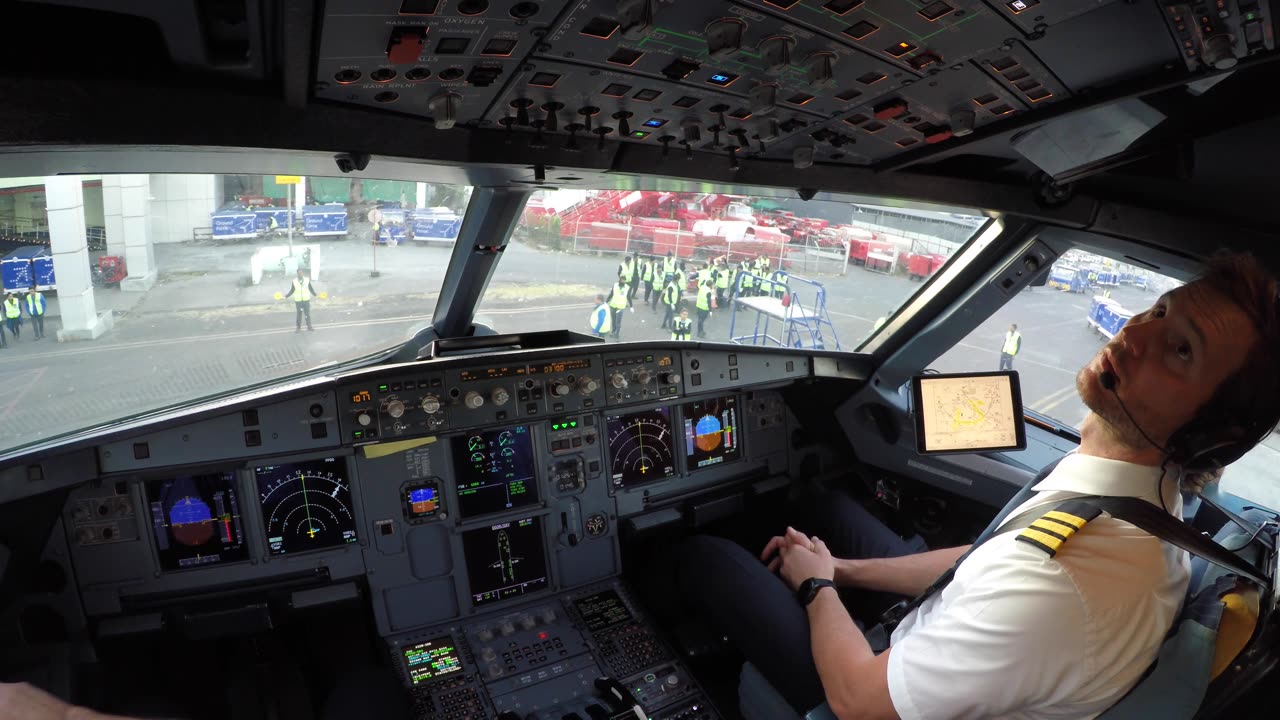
[887,454,1191,719]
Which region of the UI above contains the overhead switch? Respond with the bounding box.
[705,18,747,58]
[921,124,953,144]
[759,36,796,75]
[951,109,975,137]
[804,52,837,88]
[873,99,908,120]
[617,0,656,39]
[429,93,461,129]
[749,83,778,116]
[386,26,428,65]
[661,58,701,80]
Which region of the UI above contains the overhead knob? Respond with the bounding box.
[386,400,406,418]
[729,128,750,151]
[657,135,675,157]
[518,614,536,630]
[541,101,563,132]
[804,52,837,88]
[511,98,534,126]
[659,372,681,385]
[420,395,441,414]
[550,381,571,397]
[634,369,653,385]
[578,376,600,395]
[530,119,548,148]
[610,372,629,389]
[564,122,584,150]
[759,35,796,75]
[357,412,372,427]
[464,391,485,409]
[492,387,510,405]
[612,110,633,137]
[578,106,600,133]
[593,125,614,150]
[705,18,746,58]
[428,92,461,130]
[681,119,701,146]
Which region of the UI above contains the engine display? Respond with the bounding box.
[462,515,548,607]
[255,457,358,556]
[682,395,741,471]
[451,425,539,518]
[146,472,248,571]
[606,407,676,488]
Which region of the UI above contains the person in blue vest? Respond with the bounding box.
[588,294,613,338]
[3,292,21,341]
[24,286,46,340]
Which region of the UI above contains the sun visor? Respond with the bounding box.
[1011,99,1167,179]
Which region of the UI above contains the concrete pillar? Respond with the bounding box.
[46,176,113,341]
[120,174,157,292]
[296,176,307,217]
[417,182,427,209]
[101,175,126,257]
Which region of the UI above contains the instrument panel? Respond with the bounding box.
[68,346,809,636]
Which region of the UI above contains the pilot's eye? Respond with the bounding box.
[1154,306,1167,318]
[1176,342,1192,361]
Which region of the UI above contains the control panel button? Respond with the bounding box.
[357,413,372,427]
[420,395,442,414]
[492,387,511,406]
[386,399,406,418]
[610,373,629,389]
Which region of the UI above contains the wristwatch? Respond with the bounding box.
[796,577,836,606]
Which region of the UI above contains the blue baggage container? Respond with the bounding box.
[253,207,295,232]
[303,205,348,236]
[211,210,257,239]
[411,207,462,243]
[2,246,53,293]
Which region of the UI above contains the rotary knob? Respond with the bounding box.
[492,388,510,406]
[477,627,494,642]
[518,614,536,630]
[464,391,485,409]
[357,412,372,426]
[499,620,515,636]
[481,646,497,662]
[550,381,571,397]
[577,377,599,395]
[666,674,680,687]
[386,400,406,419]
[610,373,629,389]
[539,607,557,624]
[659,372,682,385]
[488,664,504,679]
[420,395,441,414]
[634,369,653,385]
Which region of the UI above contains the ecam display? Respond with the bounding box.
[462,516,549,606]
[451,425,540,518]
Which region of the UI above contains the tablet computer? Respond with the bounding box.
[911,371,1027,455]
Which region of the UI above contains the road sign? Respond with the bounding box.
[367,208,384,223]
[275,175,302,185]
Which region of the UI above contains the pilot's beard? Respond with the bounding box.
[1076,365,1151,452]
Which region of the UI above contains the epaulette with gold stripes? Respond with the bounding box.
[1014,499,1103,558]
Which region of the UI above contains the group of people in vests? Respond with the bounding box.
[1,286,48,347]
[589,251,791,341]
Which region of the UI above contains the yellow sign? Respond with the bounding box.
[275,175,302,185]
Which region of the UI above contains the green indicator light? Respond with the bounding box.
[570,420,578,427]
[552,424,560,430]
[378,384,389,392]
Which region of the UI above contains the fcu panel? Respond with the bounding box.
[98,392,341,473]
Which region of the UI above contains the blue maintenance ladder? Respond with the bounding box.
[728,271,841,350]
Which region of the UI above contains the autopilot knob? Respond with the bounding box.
[420,395,441,414]
[492,387,511,406]
[386,400,406,419]
[464,391,485,410]
[610,372,629,390]
[499,620,516,636]
[518,614,536,630]
[577,376,599,395]
[549,381,571,397]
[481,646,497,662]
[633,369,653,385]
[659,372,682,385]
[357,412,372,427]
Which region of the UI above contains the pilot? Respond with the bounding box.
[679,252,1280,719]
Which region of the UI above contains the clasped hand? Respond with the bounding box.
[760,526,835,592]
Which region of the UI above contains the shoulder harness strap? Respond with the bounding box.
[1013,499,1103,558]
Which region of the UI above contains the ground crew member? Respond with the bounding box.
[671,307,693,341]
[24,286,45,340]
[276,269,324,332]
[662,252,677,283]
[608,275,631,339]
[619,254,637,301]
[3,293,21,341]
[695,280,714,338]
[589,294,613,337]
[696,263,713,295]
[673,263,688,296]
[660,275,681,329]
[640,257,654,304]
[739,260,756,297]
[999,323,1022,370]
[771,269,790,300]
[715,258,732,306]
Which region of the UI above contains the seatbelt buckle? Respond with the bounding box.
[878,599,910,631]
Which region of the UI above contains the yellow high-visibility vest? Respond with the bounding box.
[1003,331,1022,356]
[291,279,312,302]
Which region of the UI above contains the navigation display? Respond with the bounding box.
[403,636,464,685]
[606,407,676,488]
[146,472,248,571]
[462,516,549,607]
[682,395,741,471]
[574,589,634,633]
[912,371,1026,454]
[255,457,358,556]
[452,425,539,518]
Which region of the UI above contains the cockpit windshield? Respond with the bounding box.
[0,172,471,454]
[477,190,986,346]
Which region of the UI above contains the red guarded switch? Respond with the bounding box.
[923,125,953,144]
[387,26,428,65]
[873,99,908,120]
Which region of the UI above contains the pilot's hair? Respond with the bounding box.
[1181,251,1280,481]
